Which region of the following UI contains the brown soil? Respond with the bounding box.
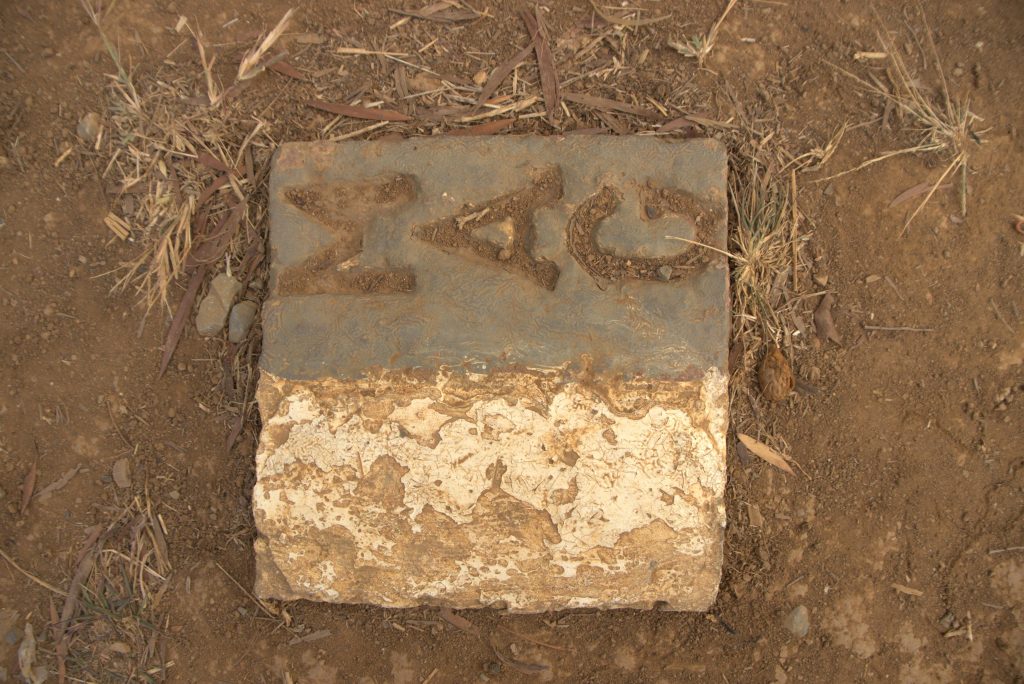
[2,1,1023,683]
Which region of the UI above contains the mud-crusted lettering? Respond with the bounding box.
[566,182,723,282]
[277,174,417,296]
[411,166,563,291]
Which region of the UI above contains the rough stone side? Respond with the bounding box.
[253,367,727,611]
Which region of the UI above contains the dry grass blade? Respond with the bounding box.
[306,99,413,121]
[668,0,738,67]
[737,433,794,475]
[520,7,560,124]
[562,92,659,119]
[825,12,981,233]
[159,265,209,376]
[476,45,532,107]
[449,118,514,135]
[393,2,481,23]
[459,95,538,123]
[192,26,221,106]
[785,122,848,172]
[0,547,68,596]
[237,8,296,82]
[589,0,671,27]
[104,212,131,240]
[80,0,139,108]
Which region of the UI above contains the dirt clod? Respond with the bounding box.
[758,345,795,402]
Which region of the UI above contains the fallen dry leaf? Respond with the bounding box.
[492,640,549,674]
[408,71,443,93]
[814,292,842,344]
[268,59,307,81]
[728,339,745,375]
[562,92,659,119]
[758,345,794,402]
[448,118,514,136]
[112,458,131,489]
[18,623,46,684]
[737,433,795,475]
[160,264,209,376]
[520,8,559,124]
[288,629,331,645]
[196,151,234,174]
[439,607,478,634]
[889,182,953,209]
[746,503,764,528]
[36,465,81,501]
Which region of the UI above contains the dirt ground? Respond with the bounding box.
[2,0,1024,682]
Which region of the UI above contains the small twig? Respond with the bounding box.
[990,298,1015,333]
[0,547,68,596]
[790,170,799,292]
[215,562,282,622]
[498,625,575,653]
[988,546,1024,554]
[863,325,934,332]
[666,235,745,262]
[1,48,26,74]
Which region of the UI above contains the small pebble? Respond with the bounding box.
[196,273,241,337]
[785,605,810,638]
[77,112,102,145]
[228,300,259,343]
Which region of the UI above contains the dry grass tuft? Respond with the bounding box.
[668,0,739,67]
[712,125,824,438]
[827,14,982,234]
[729,155,799,349]
[96,16,281,313]
[60,494,172,681]
[237,9,296,83]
